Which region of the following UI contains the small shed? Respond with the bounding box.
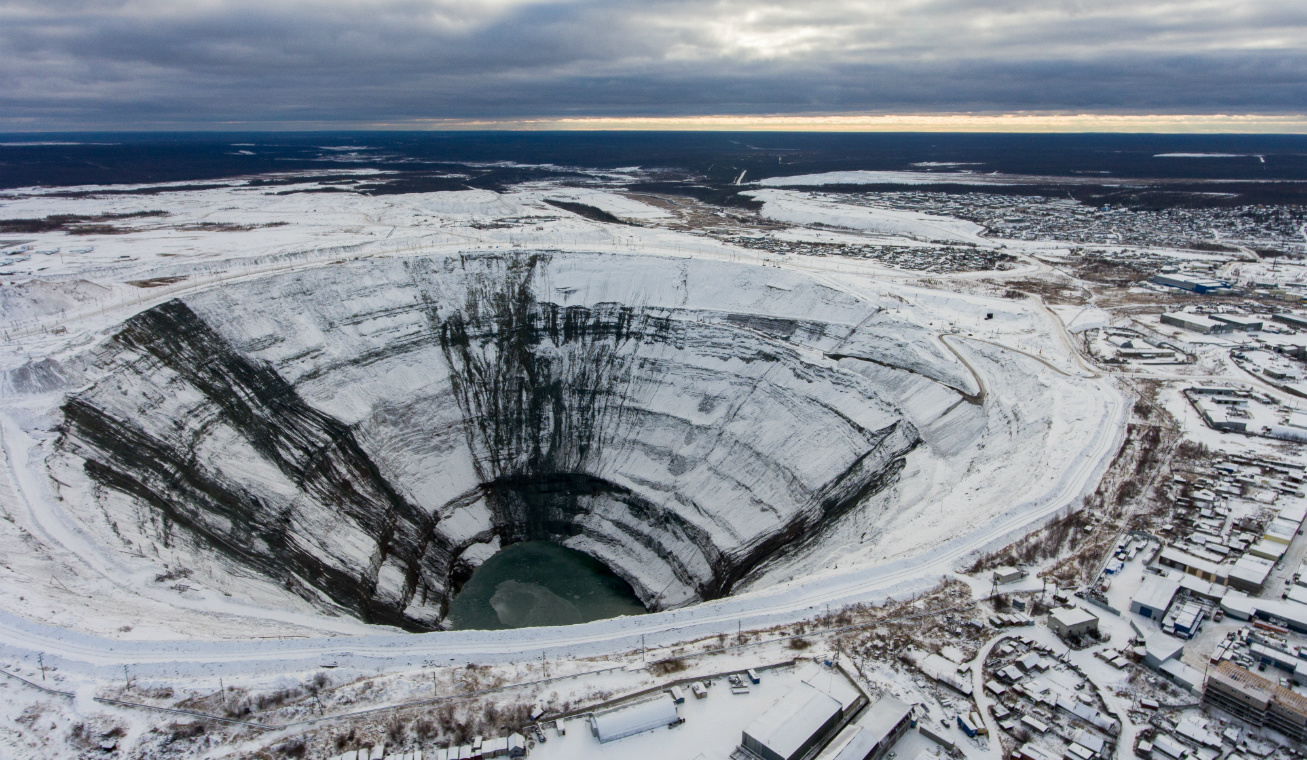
[1049,607,1099,639]
[994,566,1028,584]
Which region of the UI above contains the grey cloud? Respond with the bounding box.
[1,0,1304,128]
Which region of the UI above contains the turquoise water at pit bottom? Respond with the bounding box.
[446,541,648,630]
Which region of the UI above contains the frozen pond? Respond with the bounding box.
[446,541,648,630]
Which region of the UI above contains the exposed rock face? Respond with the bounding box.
[60,252,946,630]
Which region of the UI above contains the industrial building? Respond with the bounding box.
[591,694,680,743]
[1210,313,1264,332]
[1202,661,1307,743]
[1153,273,1230,294]
[1227,555,1275,594]
[1130,575,1179,620]
[1220,592,1307,635]
[1161,312,1232,335]
[1143,632,1184,670]
[1048,607,1099,639]
[803,668,867,721]
[742,683,844,760]
[814,697,912,760]
[1157,546,1228,583]
[1273,313,1307,331]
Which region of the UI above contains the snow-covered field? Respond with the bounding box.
[744,189,990,245]
[755,170,1009,187]
[0,176,1126,704]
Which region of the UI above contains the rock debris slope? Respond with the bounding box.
[56,252,1032,630]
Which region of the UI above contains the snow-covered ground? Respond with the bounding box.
[755,170,1010,187]
[744,189,990,246]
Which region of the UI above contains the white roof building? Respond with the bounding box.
[814,697,912,760]
[1161,312,1229,334]
[1049,606,1099,638]
[802,666,864,716]
[592,694,679,743]
[1131,575,1179,619]
[743,683,844,760]
[1228,555,1275,593]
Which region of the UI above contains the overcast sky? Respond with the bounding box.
[2,0,1305,130]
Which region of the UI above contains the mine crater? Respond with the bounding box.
[55,252,1009,631]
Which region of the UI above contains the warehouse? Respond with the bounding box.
[1152,274,1229,294]
[1221,593,1307,634]
[1161,312,1231,334]
[1157,546,1227,584]
[1228,555,1274,594]
[1210,314,1263,332]
[803,667,867,720]
[1273,313,1307,330]
[742,683,844,760]
[591,694,680,743]
[814,697,912,760]
[1131,575,1179,620]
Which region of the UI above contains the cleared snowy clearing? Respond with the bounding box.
[745,189,990,245]
[755,170,1006,187]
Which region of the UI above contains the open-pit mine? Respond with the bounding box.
[0,165,1145,760]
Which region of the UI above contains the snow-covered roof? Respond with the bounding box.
[592,694,678,743]
[857,696,912,748]
[1229,555,1274,586]
[1072,728,1106,754]
[1209,314,1263,328]
[1017,742,1060,760]
[1133,575,1179,612]
[1158,547,1225,579]
[802,666,863,713]
[744,683,842,760]
[1144,632,1184,664]
[815,697,910,760]
[1050,606,1098,628]
[1162,312,1224,329]
[1159,659,1204,691]
[1152,734,1188,759]
[1177,574,1224,600]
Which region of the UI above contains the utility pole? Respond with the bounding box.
[37,653,45,681]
